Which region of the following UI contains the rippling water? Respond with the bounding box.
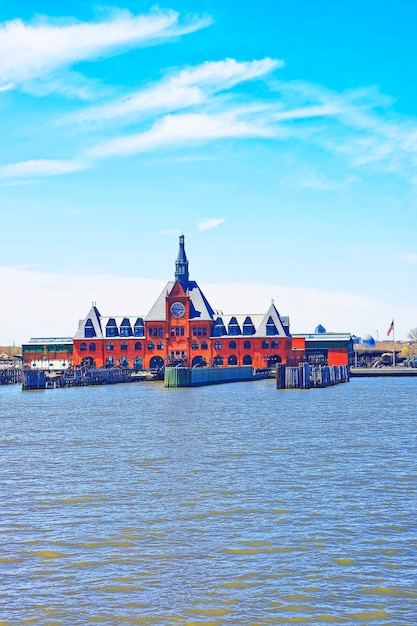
[1,378,416,624]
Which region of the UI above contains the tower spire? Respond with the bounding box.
[175,234,189,289]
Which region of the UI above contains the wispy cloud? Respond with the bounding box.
[198,218,225,231]
[87,111,273,159]
[0,158,86,179]
[66,57,280,124]
[0,9,212,95]
[0,82,13,92]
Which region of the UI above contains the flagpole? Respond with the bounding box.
[392,318,395,367]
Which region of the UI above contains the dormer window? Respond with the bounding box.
[106,318,119,337]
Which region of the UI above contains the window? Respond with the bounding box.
[133,318,144,337]
[243,354,252,365]
[192,341,198,349]
[120,318,133,337]
[228,316,241,336]
[106,356,114,367]
[228,355,237,365]
[243,316,256,335]
[84,318,96,338]
[106,318,119,337]
[197,327,202,336]
[193,328,197,336]
[134,341,142,350]
[202,328,207,336]
[201,341,208,350]
[266,316,278,336]
[106,342,114,351]
[133,356,143,370]
[262,340,269,349]
[149,328,153,336]
[271,340,279,349]
[243,340,251,349]
[158,328,163,337]
[212,318,226,337]
[89,342,96,351]
[214,341,222,349]
[157,342,164,350]
[80,342,87,351]
[213,355,223,366]
[119,356,129,368]
[148,342,155,350]
[121,342,128,351]
[229,340,237,349]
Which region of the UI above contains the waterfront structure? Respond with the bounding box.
[22,337,73,371]
[292,332,354,366]
[72,236,294,370]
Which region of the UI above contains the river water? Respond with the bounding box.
[0,378,416,625]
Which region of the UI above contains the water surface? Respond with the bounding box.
[0,378,416,624]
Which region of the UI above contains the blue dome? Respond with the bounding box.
[315,324,326,334]
[354,333,375,347]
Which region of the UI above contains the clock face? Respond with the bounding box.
[170,301,185,318]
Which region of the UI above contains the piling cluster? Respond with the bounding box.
[276,363,349,389]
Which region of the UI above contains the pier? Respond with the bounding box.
[276,363,349,389]
[0,367,22,385]
[164,365,257,387]
[349,366,417,377]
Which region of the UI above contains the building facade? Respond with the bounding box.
[73,236,294,370]
[22,337,73,370]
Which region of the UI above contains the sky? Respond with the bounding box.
[1,0,417,345]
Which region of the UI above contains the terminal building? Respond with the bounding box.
[72,235,294,370]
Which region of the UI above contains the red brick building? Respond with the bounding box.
[73,235,294,370]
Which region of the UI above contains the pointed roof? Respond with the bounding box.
[74,304,103,339]
[211,303,291,338]
[175,234,189,289]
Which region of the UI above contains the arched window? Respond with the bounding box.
[89,342,96,351]
[228,354,237,365]
[202,328,207,336]
[106,342,114,351]
[80,342,87,351]
[229,340,237,349]
[134,341,142,350]
[243,340,251,349]
[214,341,222,349]
[213,355,224,366]
[121,342,128,351]
[157,342,164,350]
[262,340,269,349]
[243,354,252,365]
[148,342,155,350]
[201,341,208,350]
[119,356,129,368]
[133,356,143,371]
[192,341,198,349]
[106,356,114,367]
[271,340,279,349]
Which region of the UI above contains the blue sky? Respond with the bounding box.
[1,0,417,344]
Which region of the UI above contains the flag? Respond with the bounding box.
[387,319,394,336]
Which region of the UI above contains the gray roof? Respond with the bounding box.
[213,303,291,338]
[145,280,215,322]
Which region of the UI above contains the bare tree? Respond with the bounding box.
[407,327,417,343]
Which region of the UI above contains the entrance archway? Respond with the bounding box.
[242,354,252,365]
[266,354,281,367]
[81,356,96,368]
[150,356,164,370]
[213,355,224,366]
[192,355,206,367]
[228,354,237,365]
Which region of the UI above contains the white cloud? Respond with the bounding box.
[1,266,416,345]
[87,111,273,159]
[0,82,13,92]
[0,158,86,179]
[0,10,212,92]
[198,218,225,231]
[66,57,281,124]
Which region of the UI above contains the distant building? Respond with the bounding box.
[292,332,354,366]
[22,338,73,371]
